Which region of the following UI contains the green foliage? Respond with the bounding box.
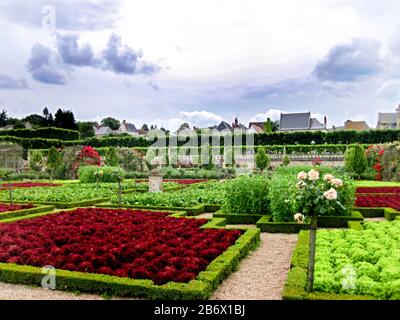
[345,145,368,177]
[78,122,95,139]
[54,109,78,130]
[110,182,227,207]
[105,147,120,167]
[255,147,270,172]
[46,147,62,179]
[0,127,79,140]
[101,117,120,130]
[0,182,139,203]
[313,222,400,299]
[268,173,297,222]
[29,150,44,172]
[77,166,125,183]
[222,175,270,215]
[282,154,290,166]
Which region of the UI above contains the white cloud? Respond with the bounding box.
[249,109,283,122]
[375,80,400,102]
[179,110,222,127]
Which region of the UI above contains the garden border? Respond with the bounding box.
[0,207,259,299]
[0,204,54,220]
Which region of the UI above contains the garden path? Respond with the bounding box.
[211,233,298,300]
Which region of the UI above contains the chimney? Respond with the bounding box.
[122,120,126,124]
[324,116,327,128]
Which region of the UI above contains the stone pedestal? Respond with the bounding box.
[149,175,163,193]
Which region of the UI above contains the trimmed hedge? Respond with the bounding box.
[256,211,363,233]
[0,209,260,299]
[0,127,79,141]
[0,205,54,220]
[282,230,376,300]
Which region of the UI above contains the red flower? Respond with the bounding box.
[0,208,241,284]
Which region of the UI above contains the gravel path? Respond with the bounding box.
[211,233,298,300]
[364,217,387,222]
[0,233,298,300]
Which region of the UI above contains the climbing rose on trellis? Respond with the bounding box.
[366,145,384,181]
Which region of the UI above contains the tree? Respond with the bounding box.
[141,124,149,132]
[255,147,270,172]
[105,147,120,166]
[29,150,44,173]
[7,118,25,129]
[21,114,47,127]
[0,109,8,127]
[54,109,78,130]
[345,145,368,179]
[46,147,62,180]
[178,123,190,131]
[101,117,120,130]
[78,122,95,138]
[42,107,54,126]
[263,118,273,133]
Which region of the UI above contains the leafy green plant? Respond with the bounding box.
[29,150,44,173]
[282,154,290,166]
[222,175,269,215]
[268,173,297,222]
[314,221,400,299]
[77,166,125,183]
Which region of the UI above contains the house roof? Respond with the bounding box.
[122,122,138,133]
[310,117,325,129]
[279,112,311,131]
[344,120,369,131]
[216,121,233,131]
[248,122,265,133]
[378,113,397,124]
[94,126,113,135]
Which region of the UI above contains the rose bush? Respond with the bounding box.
[293,169,355,217]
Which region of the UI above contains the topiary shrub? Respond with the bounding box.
[77,166,125,183]
[345,145,368,179]
[222,175,270,215]
[105,147,119,167]
[255,147,270,172]
[268,173,297,222]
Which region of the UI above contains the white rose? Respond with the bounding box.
[308,169,320,181]
[324,188,338,201]
[330,178,343,187]
[323,174,334,181]
[297,171,307,180]
[294,213,305,224]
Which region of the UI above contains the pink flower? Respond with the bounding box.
[324,188,338,201]
[307,169,320,181]
[330,178,343,188]
[297,171,307,180]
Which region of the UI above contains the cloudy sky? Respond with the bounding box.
[1,0,400,130]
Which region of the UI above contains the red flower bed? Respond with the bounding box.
[0,203,34,213]
[355,194,400,210]
[356,187,400,194]
[0,208,241,285]
[0,182,62,190]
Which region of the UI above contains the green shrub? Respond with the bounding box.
[105,147,120,167]
[268,173,297,222]
[345,145,368,178]
[255,147,270,172]
[222,175,270,215]
[282,154,290,166]
[29,150,44,172]
[78,166,125,183]
[46,147,62,180]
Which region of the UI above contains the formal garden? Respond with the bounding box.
[0,129,400,300]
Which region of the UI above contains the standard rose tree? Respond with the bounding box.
[293,169,350,292]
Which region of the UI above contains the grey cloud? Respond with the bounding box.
[102,34,160,75]
[56,34,98,67]
[314,39,382,82]
[0,0,120,31]
[27,44,67,85]
[0,74,28,89]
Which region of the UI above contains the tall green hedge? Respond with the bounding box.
[0,127,79,140]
